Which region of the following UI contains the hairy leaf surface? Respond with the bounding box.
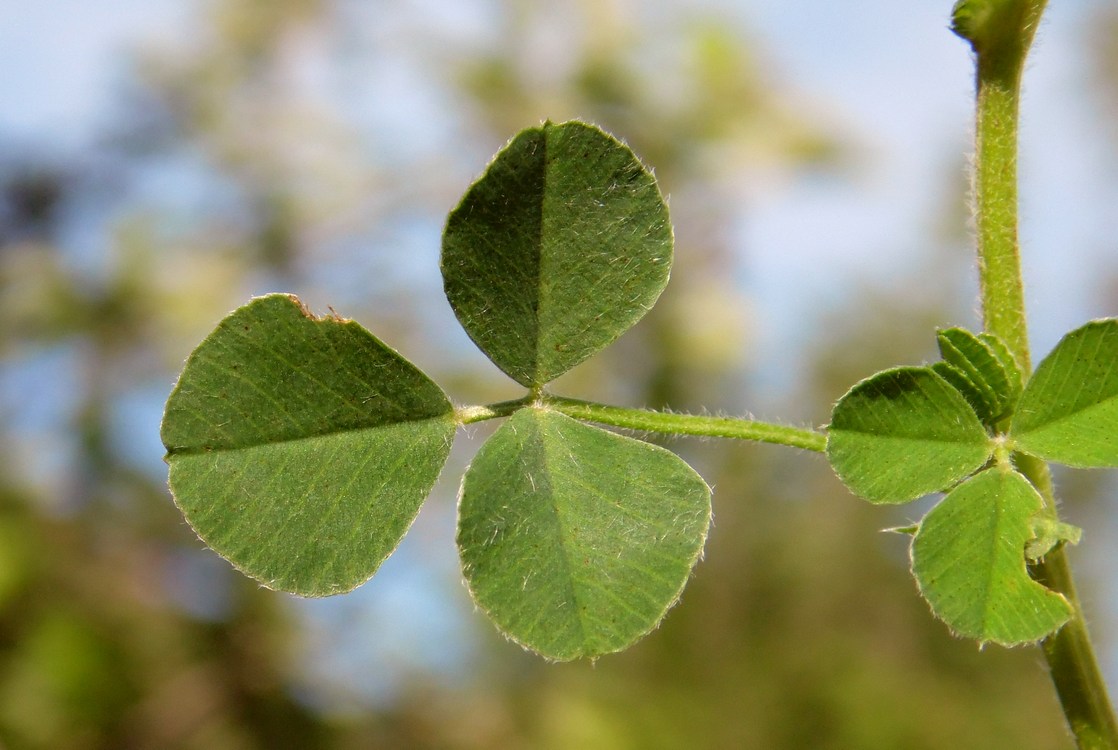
[827,367,993,503]
[162,294,455,596]
[457,408,710,660]
[441,120,672,387]
[911,468,1072,645]
[1011,319,1118,467]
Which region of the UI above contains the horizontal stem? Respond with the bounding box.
[544,395,827,452]
[456,396,827,453]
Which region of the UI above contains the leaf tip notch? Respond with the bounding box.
[161,294,457,597]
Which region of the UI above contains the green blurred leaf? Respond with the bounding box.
[911,468,1072,646]
[1025,517,1083,561]
[441,120,672,388]
[826,367,993,503]
[935,327,1017,424]
[1011,319,1118,467]
[457,407,710,660]
[161,294,455,596]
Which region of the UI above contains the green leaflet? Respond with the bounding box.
[441,120,672,388]
[1011,319,1118,467]
[911,468,1072,646]
[935,327,1018,425]
[977,332,1024,401]
[457,408,710,660]
[161,294,456,596]
[826,366,994,504]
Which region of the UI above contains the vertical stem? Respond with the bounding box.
[1033,542,1118,749]
[960,1,1118,745]
[975,69,1030,364]
[964,0,1040,365]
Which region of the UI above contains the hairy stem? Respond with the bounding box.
[546,396,827,451]
[457,395,826,452]
[975,73,1029,362]
[969,9,1034,363]
[958,0,1118,745]
[1033,539,1118,749]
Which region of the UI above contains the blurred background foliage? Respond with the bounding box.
[1,1,1116,747]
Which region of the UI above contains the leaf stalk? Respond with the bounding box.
[457,394,827,452]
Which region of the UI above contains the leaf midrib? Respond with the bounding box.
[537,412,593,656]
[830,429,991,446]
[1014,398,1118,441]
[529,125,557,386]
[165,413,454,457]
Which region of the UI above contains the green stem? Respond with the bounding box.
[959,1,1118,745]
[547,396,826,452]
[969,10,1034,364]
[457,395,827,453]
[975,72,1029,362]
[1033,541,1118,749]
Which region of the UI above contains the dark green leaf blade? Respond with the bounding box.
[162,294,456,596]
[1011,319,1118,467]
[441,120,673,387]
[826,366,993,503]
[911,468,1072,646]
[458,408,711,660]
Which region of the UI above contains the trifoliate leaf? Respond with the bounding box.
[1011,319,1118,467]
[162,294,456,596]
[441,120,672,388]
[457,408,710,660]
[911,468,1072,646]
[826,367,994,503]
